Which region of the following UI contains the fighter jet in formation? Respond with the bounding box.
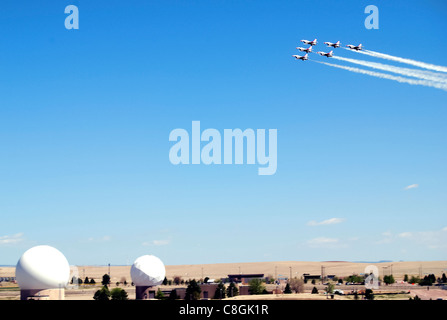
[300,38,317,46]
[317,50,333,58]
[346,43,362,51]
[293,38,345,62]
[324,41,341,48]
[292,53,308,61]
[296,46,313,53]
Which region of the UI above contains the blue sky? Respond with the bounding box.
[0,0,446,266]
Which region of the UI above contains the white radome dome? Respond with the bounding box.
[16,245,70,290]
[130,255,166,287]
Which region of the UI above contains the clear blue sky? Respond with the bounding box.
[1,0,446,266]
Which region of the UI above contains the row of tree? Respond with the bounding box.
[71,276,96,285]
[403,273,446,285]
[155,280,240,300]
[93,286,129,300]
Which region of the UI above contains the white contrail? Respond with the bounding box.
[344,47,447,73]
[332,55,447,84]
[314,60,447,91]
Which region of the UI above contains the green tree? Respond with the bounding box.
[311,286,319,294]
[248,279,266,295]
[101,274,111,286]
[84,277,89,284]
[90,278,96,284]
[155,288,165,300]
[284,283,292,294]
[383,275,395,285]
[163,277,168,285]
[326,283,334,294]
[409,275,420,284]
[345,274,364,284]
[419,274,436,286]
[442,273,447,283]
[185,279,201,300]
[364,289,374,300]
[204,277,210,284]
[110,288,128,300]
[226,282,239,298]
[93,286,111,300]
[213,282,226,299]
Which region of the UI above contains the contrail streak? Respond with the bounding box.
[332,56,447,84]
[314,60,447,91]
[344,47,447,73]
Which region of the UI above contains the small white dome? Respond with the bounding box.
[16,245,70,290]
[130,255,166,286]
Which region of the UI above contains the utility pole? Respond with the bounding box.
[321,265,325,283]
[289,266,292,280]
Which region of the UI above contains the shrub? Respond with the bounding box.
[248,279,266,295]
[289,278,304,293]
[185,280,201,300]
[173,276,182,285]
[155,288,165,300]
[383,275,395,285]
[110,288,128,300]
[326,283,334,294]
[93,286,111,300]
[101,274,111,286]
[365,289,374,300]
[213,282,226,299]
[226,282,239,297]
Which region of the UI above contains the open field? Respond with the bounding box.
[3,260,446,282]
[1,260,446,300]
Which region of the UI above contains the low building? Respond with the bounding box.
[175,283,221,300]
[303,273,321,281]
[227,274,264,285]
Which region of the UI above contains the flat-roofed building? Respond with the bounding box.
[227,274,264,285]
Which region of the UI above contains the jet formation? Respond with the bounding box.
[293,38,363,61]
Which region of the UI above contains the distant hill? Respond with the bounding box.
[352,260,393,263]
